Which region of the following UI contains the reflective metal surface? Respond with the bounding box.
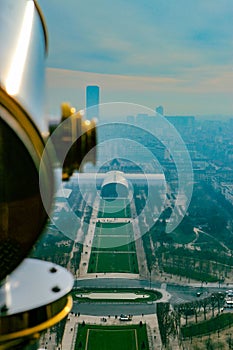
[0,259,73,347]
[0,114,47,281]
[0,0,53,281]
[0,0,47,132]
[0,258,73,315]
[0,2,73,348]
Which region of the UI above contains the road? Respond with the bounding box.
[73,278,162,316]
[72,302,156,316]
[73,277,229,316]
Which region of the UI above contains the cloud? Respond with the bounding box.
[39,0,233,77]
[46,68,182,90]
[38,0,233,115]
[44,67,233,116]
[46,67,233,94]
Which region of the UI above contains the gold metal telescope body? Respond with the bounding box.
[0,1,96,348]
[50,103,97,181]
[0,0,52,280]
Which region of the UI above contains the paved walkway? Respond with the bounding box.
[82,272,140,279]
[130,195,149,279]
[78,196,100,277]
[39,329,57,350]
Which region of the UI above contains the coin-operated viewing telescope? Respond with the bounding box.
[0,1,96,349]
[49,103,97,181]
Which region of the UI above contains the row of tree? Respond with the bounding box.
[173,292,225,327]
[157,296,226,348]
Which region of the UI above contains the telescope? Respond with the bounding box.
[0,1,96,348]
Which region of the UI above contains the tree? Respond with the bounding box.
[157,302,176,348]
[201,297,211,321]
[173,306,181,331]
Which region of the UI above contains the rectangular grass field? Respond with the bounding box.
[86,329,137,350]
[87,198,138,274]
[95,223,133,236]
[88,252,138,273]
[75,324,149,350]
[98,199,131,218]
[92,235,135,251]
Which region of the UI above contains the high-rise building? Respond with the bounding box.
[155,105,164,115]
[86,85,100,119]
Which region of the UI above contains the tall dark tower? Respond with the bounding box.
[86,85,100,120]
[155,105,164,116]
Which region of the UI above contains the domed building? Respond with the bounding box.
[100,171,129,199]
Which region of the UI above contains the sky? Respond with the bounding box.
[38,0,233,117]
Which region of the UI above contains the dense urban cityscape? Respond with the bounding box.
[31,106,233,350]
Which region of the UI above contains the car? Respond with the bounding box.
[225,300,233,308]
[226,290,233,298]
[119,314,132,321]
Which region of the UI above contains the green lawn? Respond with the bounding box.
[99,198,129,209]
[88,252,138,274]
[171,227,196,244]
[98,199,131,218]
[75,324,149,350]
[96,222,129,228]
[95,223,133,235]
[87,329,137,350]
[98,207,131,218]
[92,236,135,251]
[87,199,138,274]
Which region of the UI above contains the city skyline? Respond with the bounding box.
[38,0,233,117]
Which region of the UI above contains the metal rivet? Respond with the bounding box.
[52,286,61,293]
[50,267,57,273]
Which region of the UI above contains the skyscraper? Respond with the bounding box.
[86,85,100,120]
[155,105,164,116]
